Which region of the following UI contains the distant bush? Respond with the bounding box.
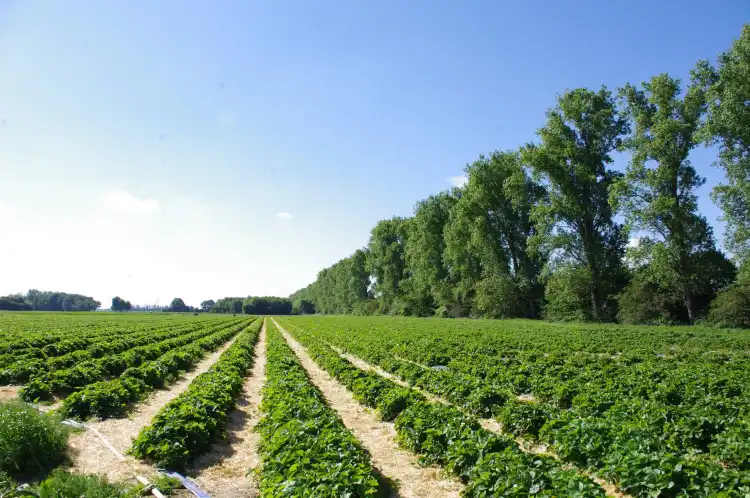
[543,266,594,322]
[0,400,69,480]
[617,278,685,325]
[473,274,522,319]
[0,296,32,311]
[708,281,750,328]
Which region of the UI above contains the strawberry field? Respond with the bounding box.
[277,316,750,497]
[2,312,750,497]
[0,312,254,417]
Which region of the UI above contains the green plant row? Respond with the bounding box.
[0,314,206,357]
[0,320,225,386]
[0,313,238,365]
[0,323,140,354]
[377,350,750,497]
[59,318,256,420]
[287,316,750,497]
[256,320,379,497]
[280,320,607,497]
[130,318,263,469]
[19,318,246,401]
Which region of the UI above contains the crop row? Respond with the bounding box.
[285,316,750,497]
[131,317,264,469]
[0,320,232,386]
[19,318,246,401]
[0,323,166,369]
[256,320,379,496]
[0,315,202,353]
[358,335,750,468]
[279,320,607,497]
[60,318,257,419]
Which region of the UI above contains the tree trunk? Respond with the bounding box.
[683,285,695,324]
[591,285,602,321]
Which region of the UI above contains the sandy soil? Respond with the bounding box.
[0,385,19,402]
[273,319,464,498]
[66,334,241,483]
[190,319,267,498]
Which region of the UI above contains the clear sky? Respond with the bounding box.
[0,1,747,307]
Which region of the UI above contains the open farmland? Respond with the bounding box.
[1,312,750,497]
[275,316,750,497]
[0,312,254,413]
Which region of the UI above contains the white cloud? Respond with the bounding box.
[101,191,159,214]
[447,175,468,187]
[276,212,293,219]
[627,236,641,248]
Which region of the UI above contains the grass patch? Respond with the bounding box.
[0,400,69,480]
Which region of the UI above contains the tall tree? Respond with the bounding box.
[443,191,483,314]
[404,191,458,315]
[169,297,188,312]
[366,217,411,313]
[294,250,372,314]
[111,296,132,311]
[444,151,546,317]
[615,73,727,323]
[522,87,628,321]
[200,300,215,312]
[697,25,750,269]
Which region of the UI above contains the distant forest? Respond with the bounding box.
[291,26,750,328]
[210,296,295,315]
[0,290,100,312]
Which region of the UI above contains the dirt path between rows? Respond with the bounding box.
[67,333,242,483]
[190,319,267,497]
[273,319,463,498]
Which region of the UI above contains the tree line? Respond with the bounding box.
[210,296,294,315]
[0,290,101,312]
[291,26,750,328]
[110,297,204,313]
[110,296,133,311]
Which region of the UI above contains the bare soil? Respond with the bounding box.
[0,385,19,402]
[190,319,267,498]
[273,319,464,498]
[66,334,241,483]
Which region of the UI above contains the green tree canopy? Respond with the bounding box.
[169,298,188,312]
[614,73,730,322]
[404,191,458,315]
[522,87,628,321]
[111,296,132,311]
[444,151,546,318]
[699,25,750,269]
[366,217,411,313]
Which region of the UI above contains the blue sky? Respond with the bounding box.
[0,1,747,307]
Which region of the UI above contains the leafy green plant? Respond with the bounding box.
[0,401,69,481]
[61,319,255,419]
[131,319,263,469]
[280,319,607,497]
[0,471,16,497]
[256,321,379,497]
[280,314,750,497]
[35,470,129,498]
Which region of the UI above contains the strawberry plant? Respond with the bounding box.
[130,318,263,469]
[256,320,379,497]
